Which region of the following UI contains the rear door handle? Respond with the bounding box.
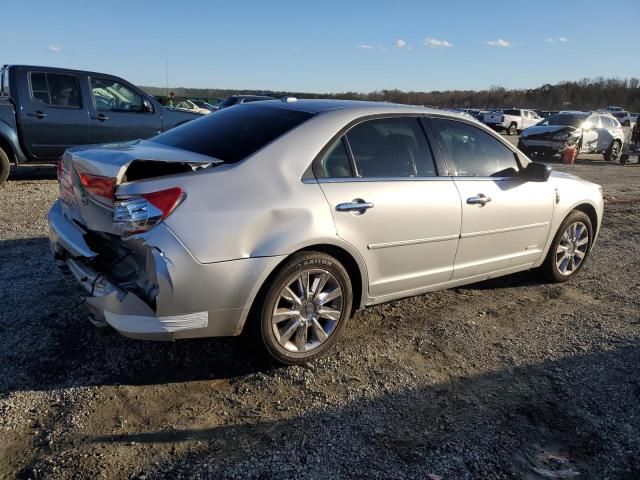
[466,194,492,206]
[91,113,109,121]
[27,111,47,119]
[336,200,374,213]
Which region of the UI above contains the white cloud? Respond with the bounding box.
[356,44,374,49]
[558,36,568,42]
[394,39,406,48]
[546,36,568,44]
[425,37,452,48]
[47,45,62,53]
[485,38,510,48]
[545,38,556,43]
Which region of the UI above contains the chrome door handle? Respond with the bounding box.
[27,111,47,119]
[336,200,374,213]
[91,113,109,121]
[466,194,492,206]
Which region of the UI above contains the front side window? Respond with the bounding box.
[152,104,314,163]
[90,78,144,112]
[346,117,436,177]
[430,118,519,177]
[30,72,81,108]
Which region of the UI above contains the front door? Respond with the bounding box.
[428,117,554,280]
[88,76,162,144]
[19,70,89,160]
[316,117,461,298]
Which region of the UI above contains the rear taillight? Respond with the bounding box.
[78,172,116,201]
[57,159,63,182]
[113,187,184,235]
[501,115,505,122]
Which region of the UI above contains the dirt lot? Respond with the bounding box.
[1,139,639,479]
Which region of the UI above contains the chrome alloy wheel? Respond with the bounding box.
[556,221,589,276]
[271,269,343,353]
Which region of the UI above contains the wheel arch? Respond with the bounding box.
[573,202,599,239]
[240,241,368,336]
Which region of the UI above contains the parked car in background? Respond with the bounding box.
[603,106,624,113]
[0,65,202,185]
[172,99,210,115]
[190,99,218,112]
[49,99,603,364]
[611,111,633,127]
[483,108,542,135]
[216,95,275,109]
[518,111,624,161]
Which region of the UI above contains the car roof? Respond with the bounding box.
[251,98,443,116]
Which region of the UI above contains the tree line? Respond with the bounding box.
[141,77,640,112]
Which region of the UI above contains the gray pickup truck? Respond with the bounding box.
[0,65,203,185]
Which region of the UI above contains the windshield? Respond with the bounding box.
[152,104,314,163]
[539,114,588,128]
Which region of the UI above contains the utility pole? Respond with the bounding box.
[165,55,169,96]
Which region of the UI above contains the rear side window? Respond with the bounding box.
[152,104,313,163]
[320,138,353,178]
[346,117,436,177]
[30,72,81,108]
[503,109,521,116]
[430,118,519,177]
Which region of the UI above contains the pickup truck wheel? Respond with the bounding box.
[0,148,10,187]
[508,123,517,136]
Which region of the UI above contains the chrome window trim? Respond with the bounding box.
[315,176,451,184]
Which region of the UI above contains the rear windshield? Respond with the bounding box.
[503,109,521,116]
[543,114,588,127]
[152,104,314,163]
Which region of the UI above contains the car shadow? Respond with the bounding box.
[79,342,640,479]
[8,165,57,181]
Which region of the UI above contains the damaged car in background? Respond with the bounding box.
[518,111,625,162]
[49,100,604,364]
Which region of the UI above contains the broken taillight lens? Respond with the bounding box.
[113,187,184,235]
[78,172,116,201]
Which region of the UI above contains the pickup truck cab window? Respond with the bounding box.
[430,118,519,177]
[90,77,146,112]
[29,72,81,108]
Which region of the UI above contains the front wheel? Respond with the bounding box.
[0,147,10,187]
[257,252,353,365]
[604,140,621,162]
[539,211,593,283]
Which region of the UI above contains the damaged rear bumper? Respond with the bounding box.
[48,200,283,341]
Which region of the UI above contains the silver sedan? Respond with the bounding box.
[48,100,604,364]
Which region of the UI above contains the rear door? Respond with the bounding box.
[580,115,600,152]
[427,117,554,280]
[316,116,461,299]
[19,70,89,160]
[88,76,162,144]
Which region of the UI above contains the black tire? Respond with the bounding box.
[0,147,10,187]
[620,154,629,165]
[604,140,621,162]
[255,252,353,365]
[508,122,517,136]
[539,211,593,283]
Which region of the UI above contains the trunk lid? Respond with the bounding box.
[59,139,219,234]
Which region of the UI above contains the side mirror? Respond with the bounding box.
[142,98,153,113]
[524,162,551,182]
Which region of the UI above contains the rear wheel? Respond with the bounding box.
[539,211,593,283]
[604,140,621,162]
[256,252,352,365]
[0,147,10,187]
[508,122,517,136]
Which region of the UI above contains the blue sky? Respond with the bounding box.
[3,0,638,92]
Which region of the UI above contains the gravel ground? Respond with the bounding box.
[1,139,639,480]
